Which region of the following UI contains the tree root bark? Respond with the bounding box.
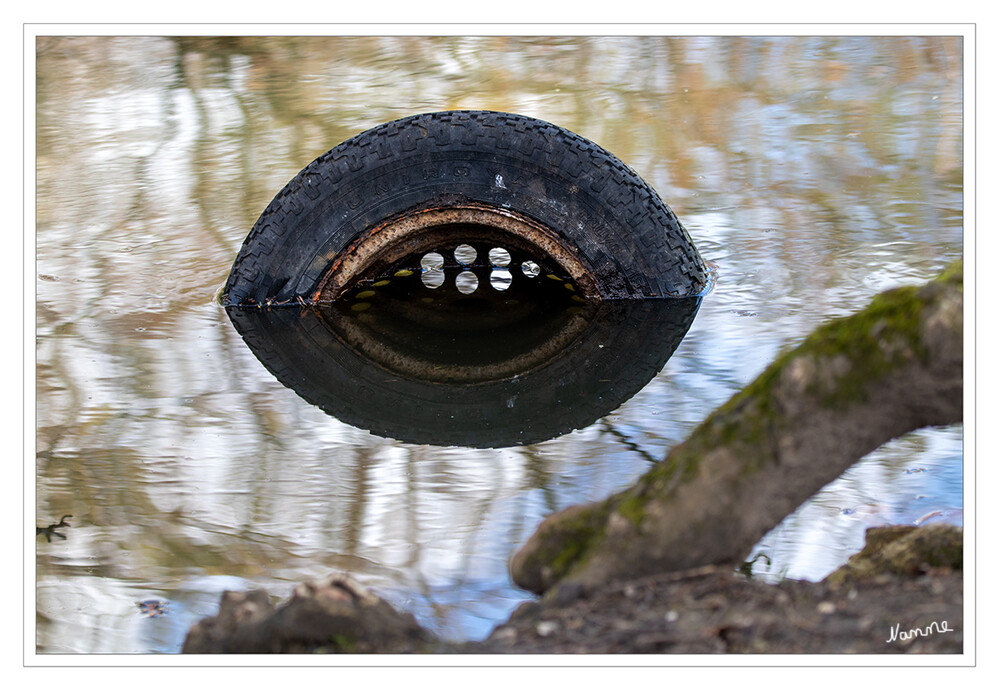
[510,260,963,595]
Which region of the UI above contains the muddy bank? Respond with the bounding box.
[183,524,962,654]
[469,570,962,654]
[468,525,963,654]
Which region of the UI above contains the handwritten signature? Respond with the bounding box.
[886,620,954,643]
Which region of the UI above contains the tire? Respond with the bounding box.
[222,110,708,304]
[225,298,702,448]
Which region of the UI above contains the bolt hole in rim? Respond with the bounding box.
[454,244,477,265]
[490,269,513,291]
[455,271,479,294]
[488,247,511,267]
[421,252,445,270]
[421,268,446,289]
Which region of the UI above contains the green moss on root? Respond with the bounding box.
[615,492,649,528]
[541,503,612,583]
[803,287,926,407]
[936,258,963,290]
[326,634,357,653]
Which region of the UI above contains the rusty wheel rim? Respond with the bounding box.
[312,203,600,303]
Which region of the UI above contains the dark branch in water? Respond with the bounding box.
[36,515,72,542]
[599,419,660,464]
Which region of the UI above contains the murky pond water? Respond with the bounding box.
[34,35,964,653]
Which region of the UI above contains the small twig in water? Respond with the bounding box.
[36,515,72,542]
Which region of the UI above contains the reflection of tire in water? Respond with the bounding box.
[221,110,708,446]
[225,284,701,448]
[221,110,709,306]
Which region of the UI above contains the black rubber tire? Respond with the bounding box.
[222,110,708,304]
[225,298,702,448]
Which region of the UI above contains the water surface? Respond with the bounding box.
[35,35,963,652]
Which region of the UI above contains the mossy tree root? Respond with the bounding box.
[511,260,963,595]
